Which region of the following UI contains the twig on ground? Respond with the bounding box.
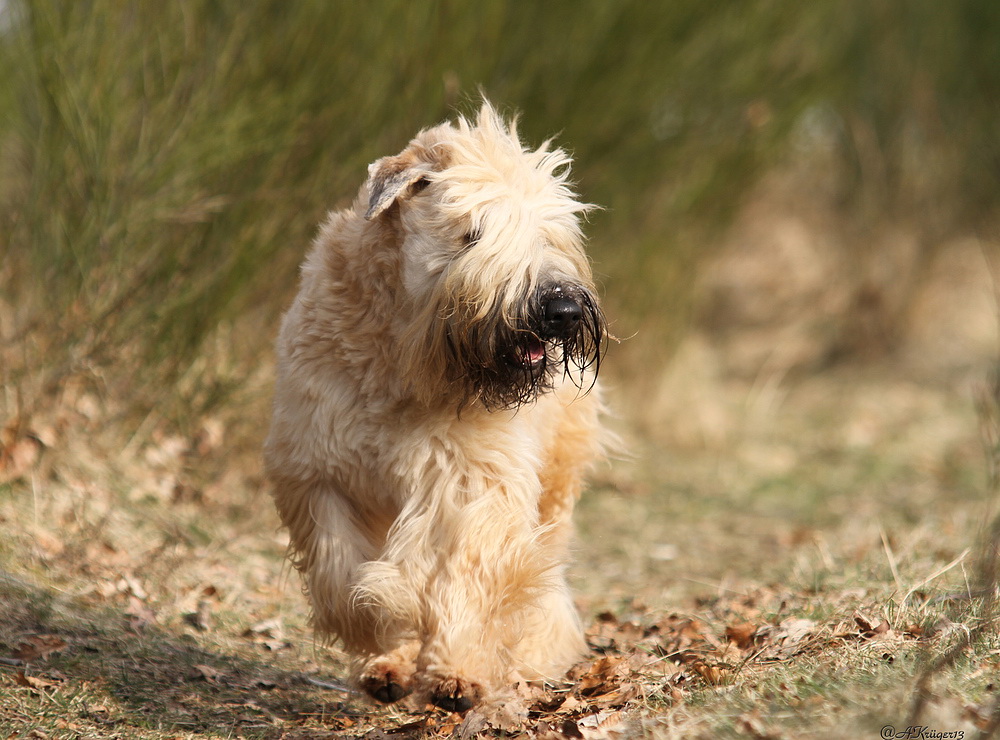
[299,674,357,694]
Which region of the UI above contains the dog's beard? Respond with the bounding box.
[445,287,606,411]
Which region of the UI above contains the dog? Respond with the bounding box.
[264,102,608,712]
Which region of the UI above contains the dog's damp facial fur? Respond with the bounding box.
[443,282,606,411]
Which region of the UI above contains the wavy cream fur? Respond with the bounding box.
[264,103,605,710]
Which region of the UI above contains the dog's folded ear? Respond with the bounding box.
[364,155,434,221]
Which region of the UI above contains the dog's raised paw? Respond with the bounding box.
[429,676,482,713]
[359,665,413,704]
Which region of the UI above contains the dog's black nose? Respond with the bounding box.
[542,296,583,338]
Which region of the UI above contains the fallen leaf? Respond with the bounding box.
[125,597,157,631]
[32,423,58,449]
[557,694,584,714]
[577,710,629,739]
[457,710,488,739]
[764,617,817,659]
[183,600,213,632]
[31,530,64,557]
[171,481,203,504]
[738,710,779,739]
[853,610,877,633]
[243,617,284,640]
[854,610,890,637]
[576,655,626,695]
[903,623,924,638]
[725,622,758,649]
[0,436,41,483]
[476,696,528,733]
[118,574,148,600]
[193,664,225,683]
[658,614,719,655]
[13,635,67,662]
[585,613,622,650]
[193,418,225,456]
[261,639,291,652]
[14,670,58,691]
[591,681,641,709]
[692,662,732,686]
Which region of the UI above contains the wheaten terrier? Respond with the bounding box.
[264,102,607,712]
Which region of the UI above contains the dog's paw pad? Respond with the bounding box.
[429,677,481,713]
[371,680,410,704]
[433,693,475,713]
[359,666,413,704]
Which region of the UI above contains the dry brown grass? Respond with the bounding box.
[2,346,998,738]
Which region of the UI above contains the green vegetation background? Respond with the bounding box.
[1,0,998,421]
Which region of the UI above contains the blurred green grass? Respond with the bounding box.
[0,0,998,421]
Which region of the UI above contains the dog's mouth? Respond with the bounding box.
[515,336,546,370]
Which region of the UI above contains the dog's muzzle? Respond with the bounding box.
[448,282,605,411]
[506,285,605,402]
[515,293,584,370]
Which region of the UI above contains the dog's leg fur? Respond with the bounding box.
[515,391,603,677]
[346,415,565,709]
[274,474,422,702]
[270,475,397,654]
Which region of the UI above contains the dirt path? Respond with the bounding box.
[1,366,997,738]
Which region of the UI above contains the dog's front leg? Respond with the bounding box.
[357,465,552,711]
[271,475,422,700]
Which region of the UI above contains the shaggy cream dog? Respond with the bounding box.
[264,102,607,712]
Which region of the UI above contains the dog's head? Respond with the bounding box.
[361,102,607,411]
